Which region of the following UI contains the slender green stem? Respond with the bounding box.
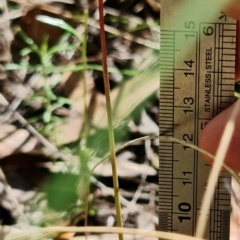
[80,10,89,144]
[98,1,123,239]
[82,11,89,233]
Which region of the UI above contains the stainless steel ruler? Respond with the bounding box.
[159,1,236,239]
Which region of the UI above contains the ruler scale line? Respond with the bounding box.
[160,1,235,239]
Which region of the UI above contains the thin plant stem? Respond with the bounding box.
[98,1,123,239]
[80,10,89,144]
[6,226,205,240]
[79,8,90,231]
[91,135,240,183]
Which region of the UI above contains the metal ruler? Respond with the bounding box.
[159,1,236,239]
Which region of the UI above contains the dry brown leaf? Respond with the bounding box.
[53,114,83,145]
[0,124,38,158]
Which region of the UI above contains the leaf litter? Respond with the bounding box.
[0,0,160,239]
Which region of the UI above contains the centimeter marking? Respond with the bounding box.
[159,1,236,239]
